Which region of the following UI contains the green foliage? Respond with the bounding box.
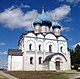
[70,44,80,70]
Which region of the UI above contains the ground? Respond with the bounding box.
[5,70,80,79]
[0,75,8,79]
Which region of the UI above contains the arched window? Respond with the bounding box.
[60,46,63,52]
[29,44,32,50]
[30,57,33,64]
[49,45,52,52]
[39,57,42,64]
[39,45,41,51]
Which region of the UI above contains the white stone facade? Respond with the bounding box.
[8,32,71,71]
[8,8,71,71]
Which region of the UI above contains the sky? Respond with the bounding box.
[0,0,80,68]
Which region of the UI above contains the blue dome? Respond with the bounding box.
[33,9,52,27]
[52,22,61,29]
[37,13,52,23]
[33,18,42,26]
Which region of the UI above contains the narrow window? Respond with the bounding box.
[29,44,32,50]
[39,45,41,51]
[60,46,63,52]
[39,57,42,64]
[30,57,33,64]
[49,45,52,52]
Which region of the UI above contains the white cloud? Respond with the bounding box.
[46,5,71,21]
[0,42,6,46]
[0,5,71,30]
[0,51,7,68]
[20,3,30,8]
[0,6,38,30]
[72,42,80,49]
[0,59,7,68]
[61,26,73,32]
[64,17,72,22]
[66,0,80,4]
[0,51,7,55]
[58,0,80,4]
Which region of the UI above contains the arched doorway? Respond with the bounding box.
[55,61,60,70]
[55,57,61,70]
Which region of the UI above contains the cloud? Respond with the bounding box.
[0,6,38,30]
[66,0,80,4]
[61,26,73,32]
[0,51,7,55]
[0,51,7,68]
[0,5,71,30]
[63,17,72,22]
[46,5,71,21]
[0,59,7,68]
[72,42,80,49]
[58,0,80,4]
[20,3,30,8]
[0,42,6,46]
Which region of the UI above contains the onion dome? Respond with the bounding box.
[33,7,52,27]
[33,18,42,26]
[52,22,61,30]
[38,8,52,27]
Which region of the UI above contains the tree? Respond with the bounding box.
[70,44,80,70]
[75,44,80,52]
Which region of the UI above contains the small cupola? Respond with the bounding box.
[52,22,61,36]
[33,18,42,33]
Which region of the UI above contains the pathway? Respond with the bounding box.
[0,71,18,79]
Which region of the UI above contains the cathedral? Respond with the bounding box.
[8,8,71,71]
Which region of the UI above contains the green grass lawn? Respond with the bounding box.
[47,76,68,79]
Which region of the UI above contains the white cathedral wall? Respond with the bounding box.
[8,55,23,71]
[23,53,35,71]
[21,33,71,71]
[25,38,36,52]
[45,40,58,53]
[36,54,43,70]
[8,55,11,70]
[37,39,44,52]
[58,41,67,53]
[66,51,71,70]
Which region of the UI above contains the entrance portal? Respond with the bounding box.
[55,61,60,70]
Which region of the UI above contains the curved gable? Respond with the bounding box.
[58,36,67,41]
[44,53,67,62]
[26,32,36,37]
[37,33,44,38]
[45,33,56,40]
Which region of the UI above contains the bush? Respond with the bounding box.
[74,64,80,70]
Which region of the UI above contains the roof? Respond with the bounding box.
[52,22,61,29]
[44,53,67,62]
[8,49,22,56]
[33,8,52,27]
[33,18,42,26]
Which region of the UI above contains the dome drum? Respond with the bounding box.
[42,21,52,28]
[52,26,61,30]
